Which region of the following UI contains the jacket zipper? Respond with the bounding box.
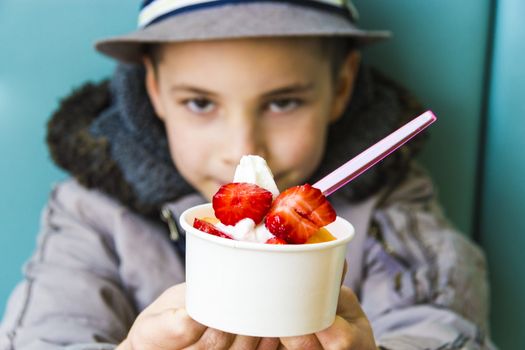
[160,207,180,241]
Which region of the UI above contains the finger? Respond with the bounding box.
[279,334,323,350]
[316,316,376,349]
[316,316,355,349]
[186,327,235,350]
[130,308,206,349]
[341,260,348,286]
[256,337,280,350]
[229,335,261,350]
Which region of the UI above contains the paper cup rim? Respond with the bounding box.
[180,203,355,252]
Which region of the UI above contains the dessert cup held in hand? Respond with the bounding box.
[179,203,355,337]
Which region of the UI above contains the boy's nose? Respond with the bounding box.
[221,119,265,166]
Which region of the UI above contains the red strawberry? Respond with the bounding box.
[213,182,273,226]
[265,237,287,245]
[193,218,233,240]
[265,184,336,244]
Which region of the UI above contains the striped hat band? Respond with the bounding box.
[138,0,359,28]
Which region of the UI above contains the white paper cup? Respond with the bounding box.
[179,203,355,337]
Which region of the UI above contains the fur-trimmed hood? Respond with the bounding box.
[46,63,426,219]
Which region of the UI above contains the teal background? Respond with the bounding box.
[0,0,136,321]
[479,0,525,349]
[1,1,523,348]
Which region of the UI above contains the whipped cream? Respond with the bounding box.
[233,155,280,198]
[216,218,274,243]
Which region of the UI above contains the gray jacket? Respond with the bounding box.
[0,164,496,350]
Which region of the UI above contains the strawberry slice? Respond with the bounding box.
[265,184,336,244]
[193,218,233,240]
[213,182,273,226]
[265,237,287,245]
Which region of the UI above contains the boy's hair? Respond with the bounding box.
[145,37,355,80]
[323,38,356,78]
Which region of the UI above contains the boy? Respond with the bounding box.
[0,1,495,349]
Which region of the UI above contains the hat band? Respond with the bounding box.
[138,0,358,28]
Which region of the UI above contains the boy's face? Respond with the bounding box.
[145,38,358,200]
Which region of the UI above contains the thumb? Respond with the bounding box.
[337,286,367,321]
[341,260,348,286]
[129,308,206,349]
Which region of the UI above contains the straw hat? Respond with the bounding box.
[95,0,391,63]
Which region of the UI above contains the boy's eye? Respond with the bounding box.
[184,98,216,114]
[267,98,302,114]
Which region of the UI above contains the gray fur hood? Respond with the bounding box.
[46,63,426,219]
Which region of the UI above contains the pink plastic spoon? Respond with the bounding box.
[313,110,437,196]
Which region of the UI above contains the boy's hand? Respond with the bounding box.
[117,283,280,350]
[279,286,377,350]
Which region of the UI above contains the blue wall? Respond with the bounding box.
[480,0,525,348]
[0,0,137,313]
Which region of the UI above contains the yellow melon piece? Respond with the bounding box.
[202,217,220,224]
[305,227,336,244]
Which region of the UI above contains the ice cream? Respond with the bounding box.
[233,155,279,198]
[216,218,274,243]
[194,155,336,244]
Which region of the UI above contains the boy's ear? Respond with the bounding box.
[330,50,361,123]
[143,56,166,121]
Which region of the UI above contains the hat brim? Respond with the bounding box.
[95,3,391,63]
